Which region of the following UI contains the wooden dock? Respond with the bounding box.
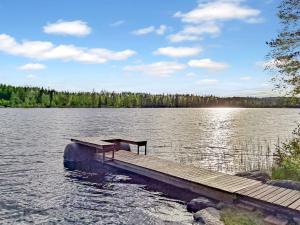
[70,137,300,216]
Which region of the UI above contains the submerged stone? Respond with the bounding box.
[264,215,288,225]
[235,170,271,183]
[193,207,224,225]
[267,180,300,191]
[293,216,300,225]
[64,142,96,163]
[187,197,216,213]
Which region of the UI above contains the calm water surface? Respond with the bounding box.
[0,108,299,224]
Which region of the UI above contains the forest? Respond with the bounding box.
[0,83,299,108]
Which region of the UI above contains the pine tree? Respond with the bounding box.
[267,0,300,95]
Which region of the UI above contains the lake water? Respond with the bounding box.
[1,108,299,224]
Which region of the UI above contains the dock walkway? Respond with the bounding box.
[71,137,300,216]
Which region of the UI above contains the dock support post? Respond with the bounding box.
[137,145,140,155]
[145,144,147,155]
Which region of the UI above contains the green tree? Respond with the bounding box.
[0,83,300,108]
[10,92,21,107]
[267,0,300,95]
[41,94,51,107]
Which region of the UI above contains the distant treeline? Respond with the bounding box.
[0,84,299,108]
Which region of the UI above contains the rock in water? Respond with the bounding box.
[187,197,216,213]
[267,180,300,191]
[193,207,224,225]
[235,170,271,183]
[63,143,101,171]
[64,143,96,164]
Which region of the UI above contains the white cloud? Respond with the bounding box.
[26,74,38,80]
[124,61,186,77]
[19,63,46,70]
[188,58,228,71]
[0,34,136,64]
[156,25,167,35]
[169,0,262,43]
[181,23,221,35]
[246,17,265,24]
[154,46,201,58]
[168,23,221,42]
[175,0,261,24]
[132,26,155,35]
[132,25,168,35]
[186,72,196,77]
[43,20,91,37]
[240,76,252,81]
[196,79,219,85]
[168,33,201,43]
[261,82,270,87]
[110,20,125,27]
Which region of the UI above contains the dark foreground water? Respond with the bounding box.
[0,108,299,224]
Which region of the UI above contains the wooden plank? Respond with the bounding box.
[83,135,147,144]
[109,150,258,193]
[121,152,219,177]
[96,136,147,147]
[281,191,300,206]
[111,152,234,192]
[246,185,272,197]
[259,187,287,201]
[237,183,264,195]
[274,191,300,206]
[204,176,254,192]
[223,179,263,193]
[238,184,266,196]
[217,177,259,189]
[112,151,222,184]
[251,185,279,199]
[265,189,293,204]
[71,138,116,152]
[289,198,300,210]
[203,175,238,185]
[71,137,115,146]
[115,135,147,144]
[106,159,235,203]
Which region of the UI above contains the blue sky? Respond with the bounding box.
[0,0,279,96]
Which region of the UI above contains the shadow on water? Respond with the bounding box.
[64,160,198,203]
[62,160,197,224]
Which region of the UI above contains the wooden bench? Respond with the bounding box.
[102,138,147,155]
[71,137,117,162]
[71,136,148,163]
